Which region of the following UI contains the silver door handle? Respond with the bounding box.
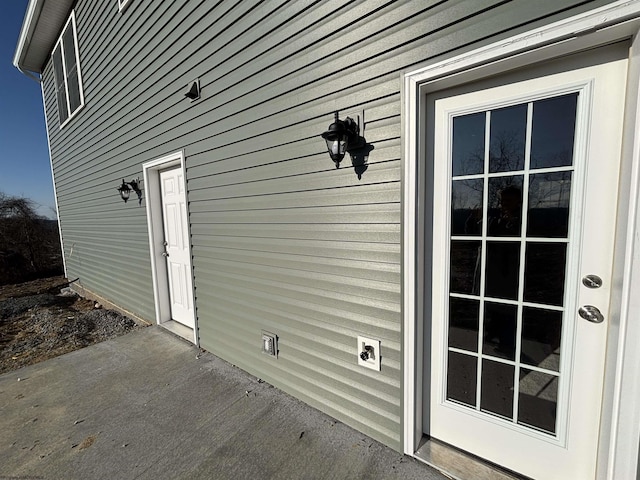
[161,252,169,257]
[578,305,604,323]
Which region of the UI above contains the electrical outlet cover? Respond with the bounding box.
[261,331,277,358]
[357,335,381,371]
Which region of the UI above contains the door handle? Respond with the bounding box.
[161,252,169,257]
[578,305,604,323]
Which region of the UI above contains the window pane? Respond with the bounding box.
[52,45,68,123]
[67,68,82,114]
[485,241,520,300]
[530,93,577,169]
[447,351,477,407]
[52,45,65,88]
[62,24,77,72]
[481,359,514,419]
[488,176,523,237]
[56,89,69,124]
[452,113,485,176]
[489,104,526,172]
[521,307,562,372]
[527,172,572,238]
[523,243,567,306]
[450,241,481,295]
[449,297,479,352]
[451,179,483,236]
[483,302,517,360]
[518,369,558,434]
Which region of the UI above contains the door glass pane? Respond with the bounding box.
[481,360,514,419]
[452,113,485,176]
[483,302,517,360]
[521,307,562,372]
[444,93,576,437]
[523,243,567,306]
[488,176,523,237]
[489,104,527,172]
[518,369,558,434]
[449,297,480,351]
[528,172,572,237]
[452,179,483,236]
[450,241,481,295]
[530,93,577,169]
[447,351,477,407]
[485,241,520,300]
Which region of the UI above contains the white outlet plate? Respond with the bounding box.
[357,335,381,371]
[261,331,277,358]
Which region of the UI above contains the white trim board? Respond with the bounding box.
[402,2,640,479]
[143,151,198,346]
[40,79,66,277]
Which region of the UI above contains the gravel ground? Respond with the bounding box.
[0,276,143,374]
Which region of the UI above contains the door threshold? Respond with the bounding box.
[159,320,194,343]
[414,437,528,480]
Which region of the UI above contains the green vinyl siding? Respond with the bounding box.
[42,0,616,450]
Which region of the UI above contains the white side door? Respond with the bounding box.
[428,45,627,479]
[159,167,195,328]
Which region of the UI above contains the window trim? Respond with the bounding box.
[53,10,84,129]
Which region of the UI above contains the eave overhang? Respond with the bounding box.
[13,0,76,77]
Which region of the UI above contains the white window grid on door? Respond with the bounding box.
[440,83,591,442]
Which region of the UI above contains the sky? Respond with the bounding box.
[0,0,57,219]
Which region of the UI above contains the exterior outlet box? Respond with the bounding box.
[357,336,381,371]
[261,331,278,358]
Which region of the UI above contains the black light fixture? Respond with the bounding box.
[117,178,143,204]
[321,112,361,168]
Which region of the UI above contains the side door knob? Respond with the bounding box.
[578,305,604,323]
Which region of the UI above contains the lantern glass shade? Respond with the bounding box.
[118,181,131,202]
[324,136,348,162]
[321,114,350,166]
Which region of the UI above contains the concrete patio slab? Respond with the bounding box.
[0,327,448,480]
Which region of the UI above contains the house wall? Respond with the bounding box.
[42,0,616,451]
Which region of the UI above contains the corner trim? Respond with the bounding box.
[40,78,67,278]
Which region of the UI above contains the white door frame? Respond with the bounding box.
[402,2,640,478]
[143,150,198,345]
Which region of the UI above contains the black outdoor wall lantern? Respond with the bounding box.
[321,112,362,168]
[321,111,373,179]
[117,178,143,205]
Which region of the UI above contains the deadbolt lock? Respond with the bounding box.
[582,275,603,289]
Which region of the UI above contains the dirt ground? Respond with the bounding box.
[0,276,143,375]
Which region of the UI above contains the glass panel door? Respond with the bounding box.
[427,43,628,480]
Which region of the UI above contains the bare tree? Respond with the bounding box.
[0,192,63,284]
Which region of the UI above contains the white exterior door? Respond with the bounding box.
[159,167,195,328]
[427,45,627,479]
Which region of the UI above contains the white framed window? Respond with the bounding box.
[52,10,84,128]
[118,0,133,12]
